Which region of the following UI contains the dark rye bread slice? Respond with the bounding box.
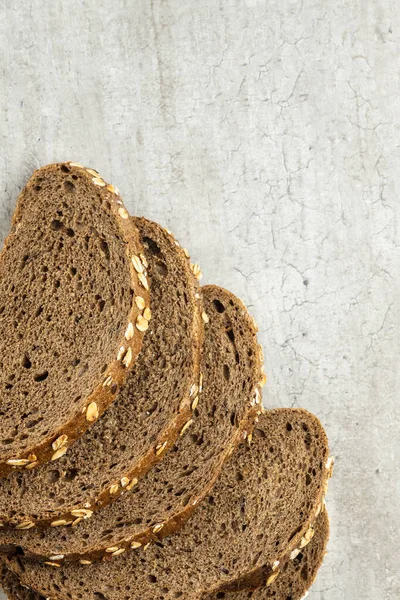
[0,285,264,563]
[0,162,146,477]
[204,510,330,600]
[0,218,202,527]
[4,410,332,600]
[0,512,330,600]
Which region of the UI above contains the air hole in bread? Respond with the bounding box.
[300,565,308,580]
[22,354,31,369]
[25,417,44,429]
[226,328,235,343]
[155,261,168,276]
[304,432,312,447]
[63,180,75,193]
[190,433,198,444]
[51,219,63,231]
[60,165,70,173]
[182,466,197,477]
[253,427,266,439]
[286,422,292,432]
[34,371,48,383]
[213,299,225,313]
[251,551,262,566]
[223,365,230,381]
[100,240,110,261]
[143,237,161,256]
[182,493,191,507]
[100,529,113,539]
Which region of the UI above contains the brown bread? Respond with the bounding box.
[0,285,263,562]
[0,511,330,600]
[0,163,147,478]
[3,409,331,600]
[204,510,330,600]
[0,218,202,527]
[0,511,329,600]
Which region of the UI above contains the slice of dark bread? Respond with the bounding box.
[0,285,264,562]
[0,512,329,600]
[3,409,331,600]
[204,510,330,600]
[0,218,202,527]
[0,162,147,477]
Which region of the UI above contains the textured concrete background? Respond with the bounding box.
[0,1,398,599]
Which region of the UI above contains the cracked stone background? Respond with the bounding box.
[0,1,398,599]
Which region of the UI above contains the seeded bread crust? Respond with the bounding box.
[3,410,331,600]
[0,285,264,564]
[0,512,329,600]
[0,162,147,478]
[0,218,202,528]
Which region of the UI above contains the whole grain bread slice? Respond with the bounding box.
[0,512,329,600]
[4,409,331,600]
[0,218,202,527]
[204,510,330,600]
[0,285,264,563]
[0,162,147,477]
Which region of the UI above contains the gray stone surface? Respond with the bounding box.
[0,1,398,599]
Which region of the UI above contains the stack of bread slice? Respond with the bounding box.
[0,163,333,600]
